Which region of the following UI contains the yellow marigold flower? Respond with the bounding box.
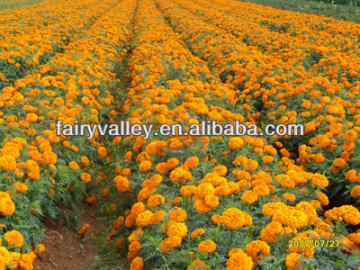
[0,155,17,172]
[0,247,11,266]
[130,256,143,270]
[128,229,144,243]
[19,253,35,270]
[191,228,206,239]
[245,240,270,262]
[113,137,122,146]
[9,251,21,269]
[198,239,216,254]
[4,230,24,248]
[139,160,152,172]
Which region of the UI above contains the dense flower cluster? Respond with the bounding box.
[2,0,360,269]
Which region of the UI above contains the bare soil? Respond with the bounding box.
[34,204,100,270]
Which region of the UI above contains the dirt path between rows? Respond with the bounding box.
[34,204,100,270]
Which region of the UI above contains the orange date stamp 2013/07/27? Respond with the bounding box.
[288,239,340,248]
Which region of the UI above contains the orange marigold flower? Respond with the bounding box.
[159,236,182,254]
[139,160,152,172]
[0,195,15,216]
[351,185,360,199]
[170,167,192,183]
[130,256,143,270]
[187,260,207,270]
[81,173,91,184]
[222,207,246,229]
[198,239,216,253]
[13,182,28,193]
[0,155,17,172]
[155,162,169,174]
[185,157,200,169]
[191,228,206,239]
[229,137,244,150]
[4,230,24,248]
[260,221,283,243]
[241,190,258,204]
[167,221,188,239]
[285,252,302,270]
[147,194,165,208]
[245,240,270,262]
[226,250,253,270]
[78,224,89,235]
[97,147,107,158]
[167,158,179,169]
[81,156,89,167]
[213,165,227,176]
[169,208,187,222]
[114,175,130,192]
[135,210,153,227]
[69,161,79,170]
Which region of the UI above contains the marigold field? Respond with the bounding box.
[1,0,360,269]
